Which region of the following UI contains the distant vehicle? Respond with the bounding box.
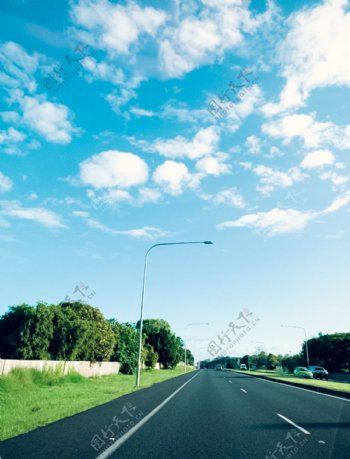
[240,364,247,370]
[308,366,329,380]
[215,364,223,371]
[293,367,313,378]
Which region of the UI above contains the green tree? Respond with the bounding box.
[137,318,184,369]
[52,302,115,361]
[110,321,139,374]
[282,354,303,372]
[0,304,35,358]
[144,343,159,369]
[0,302,115,362]
[266,353,279,370]
[302,333,350,372]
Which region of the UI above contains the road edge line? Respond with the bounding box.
[96,371,200,459]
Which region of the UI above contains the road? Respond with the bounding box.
[0,370,349,458]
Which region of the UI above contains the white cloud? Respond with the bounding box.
[72,210,169,239]
[70,0,166,56]
[218,208,316,236]
[138,187,162,204]
[153,160,197,195]
[320,171,349,186]
[105,74,144,113]
[301,149,335,169]
[159,1,273,78]
[1,201,66,228]
[130,107,155,117]
[82,57,125,85]
[80,150,149,189]
[0,172,13,192]
[218,187,350,236]
[6,91,78,144]
[262,113,350,150]
[159,103,209,124]
[245,135,261,155]
[0,127,27,155]
[0,41,39,93]
[246,164,305,195]
[81,56,146,112]
[324,190,350,213]
[201,187,246,208]
[195,154,231,176]
[87,188,133,207]
[262,0,350,115]
[150,126,220,160]
[0,111,21,123]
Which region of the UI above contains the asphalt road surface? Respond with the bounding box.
[1,370,349,459]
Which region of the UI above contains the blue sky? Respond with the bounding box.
[1,0,349,362]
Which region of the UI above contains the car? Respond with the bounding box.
[215,364,223,371]
[308,366,329,380]
[293,367,313,378]
[240,364,247,370]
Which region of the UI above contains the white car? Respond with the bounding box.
[240,364,247,370]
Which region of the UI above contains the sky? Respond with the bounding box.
[0,0,349,363]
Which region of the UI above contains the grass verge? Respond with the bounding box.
[232,369,350,393]
[0,366,194,441]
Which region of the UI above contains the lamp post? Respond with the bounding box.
[184,325,210,373]
[136,241,213,387]
[280,325,310,368]
[193,338,210,368]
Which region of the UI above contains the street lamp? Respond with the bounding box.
[136,241,213,387]
[184,324,210,373]
[280,325,310,368]
[193,338,210,369]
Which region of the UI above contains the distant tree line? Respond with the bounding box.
[200,333,349,373]
[0,302,194,374]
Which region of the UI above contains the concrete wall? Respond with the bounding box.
[0,359,121,377]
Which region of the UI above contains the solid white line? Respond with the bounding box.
[276,413,311,435]
[230,371,350,403]
[96,372,200,459]
[241,388,247,394]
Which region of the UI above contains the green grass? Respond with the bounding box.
[0,366,194,441]
[232,369,350,394]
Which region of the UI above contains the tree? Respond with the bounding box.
[0,304,36,359]
[266,353,279,370]
[302,333,350,372]
[240,355,250,367]
[20,302,55,359]
[144,344,159,369]
[137,318,184,369]
[184,348,194,366]
[281,354,303,373]
[110,321,139,374]
[52,302,115,361]
[0,302,116,362]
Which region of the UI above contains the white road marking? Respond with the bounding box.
[97,372,200,459]
[229,380,232,384]
[276,413,311,435]
[241,388,247,394]
[230,371,350,403]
